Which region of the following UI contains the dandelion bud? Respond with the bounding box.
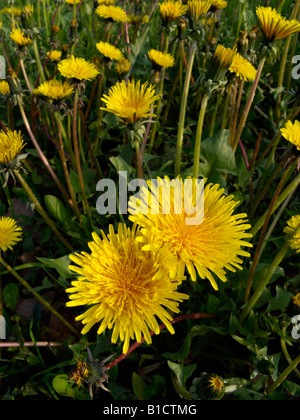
[190,374,225,400]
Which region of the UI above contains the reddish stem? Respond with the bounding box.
[106,313,215,370]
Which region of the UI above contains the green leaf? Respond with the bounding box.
[167,361,196,388]
[52,374,87,400]
[44,195,71,228]
[266,286,293,312]
[3,283,19,311]
[198,129,237,178]
[37,255,73,279]
[109,155,135,175]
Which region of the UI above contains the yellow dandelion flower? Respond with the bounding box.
[65,0,81,4]
[69,361,90,387]
[0,81,10,95]
[9,28,32,47]
[187,0,212,20]
[159,0,189,23]
[284,215,300,254]
[23,4,34,15]
[0,217,23,253]
[256,6,300,42]
[115,58,131,75]
[46,50,62,62]
[128,177,252,291]
[292,293,300,309]
[33,79,74,101]
[97,0,116,4]
[280,120,300,151]
[96,41,124,61]
[66,224,188,354]
[95,5,128,23]
[2,7,23,17]
[101,79,161,124]
[210,0,227,11]
[0,129,25,165]
[148,49,175,69]
[58,56,100,82]
[207,44,235,81]
[229,52,257,82]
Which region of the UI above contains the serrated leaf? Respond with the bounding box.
[198,129,237,178]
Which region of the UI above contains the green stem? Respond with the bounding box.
[0,257,80,338]
[175,42,196,177]
[221,80,233,130]
[73,88,93,228]
[13,170,74,252]
[267,353,300,396]
[32,38,46,83]
[244,158,296,303]
[209,92,221,137]
[42,0,50,39]
[250,167,300,237]
[17,96,72,207]
[280,323,300,381]
[193,93,209,179]
[135,139,143,179]
[240,222,300,323]
[232,56,266,152]
[275,0,300,121]
[55,111,82,223]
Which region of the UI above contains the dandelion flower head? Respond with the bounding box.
[256,6,300,42]
[0,217,23,253]
[284,215,300,254]
[96,41,124,62]
[9,28,32,47]
[101,80,161,124]
[129,177,253,290]
[187,0,212,20]
[95,4,128,23]
[33,79,74,101]
[66,224,188,354]
[115,58,131,75]
[0,81,10,95]
[229,51,257,82]
[58,56,100,82]
[159,0,189,23]
[280,120,300,151]
[0,130,25,165]
[148,49,175,69]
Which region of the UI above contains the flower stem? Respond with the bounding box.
[135,139,143,179]
[240,221,300,323]
[267,353,300,396]
[275,0,300,121]
[17,96,73,207]
[244,158,296,303]
[0,257,80,338]
[250,167,300,237]
[55,111,82,223]
[175,42,196,177]
[32,38,46,83]
[73,88,93,229]
[20,59,33,95]
[13,170,74,253]
[193,93,209,179]
[232,56,266,152]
